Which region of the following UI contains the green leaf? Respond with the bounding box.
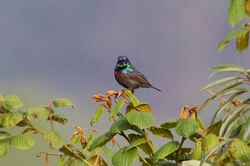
[219,104,246,137]
[89,131,115,151]
[126,111,154,129]
[112,147,138,166]
[149,126,173,139]
[207,120,223,136]
[0,131,11,140]
[1,112,23,128]
[135,103,152,113]
[153,141,180,163]
[202,134,220,154]
[103,145,114,160]
[192,140,202,160]
[53,98,74,107]
[57,155,65,166]
[160,118,179,129]
[109,99,124,119]
[125,90,140,106]
[128,134,154,155]
[228,139,250,162]
[12,135,35,150]
[200,139,233,165]
[3,95,23,111]
[227,0,245,27]
[238,115,250,143]
[90,105,105,126]
[175,118,198,138]
[200,76,240,91]
[71,135,81,144]
[0,142,9,157]
[125,138,146,151]
[210,64,247,77]
[49,114,68,125]
[110,117,131,134]
[218,28,248,52]
[27,107,49,121]
[44,131,65,149]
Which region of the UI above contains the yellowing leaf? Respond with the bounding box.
[12,135,35,150]
[3,95,23,111]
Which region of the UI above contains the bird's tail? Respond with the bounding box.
[151,86,161,91]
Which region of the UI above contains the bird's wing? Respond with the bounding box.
[126,70,152,88]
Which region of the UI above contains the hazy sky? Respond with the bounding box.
[1,1,250,165]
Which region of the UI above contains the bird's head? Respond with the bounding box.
[115,56,132,69]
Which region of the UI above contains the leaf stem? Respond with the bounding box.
[175,137,186,163]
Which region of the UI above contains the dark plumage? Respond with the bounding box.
[114,56,161,93]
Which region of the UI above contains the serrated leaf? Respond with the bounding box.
[0,142,8,157]
[3,95,23,111]
[218,28,248,52]
[27,107,49,121]
[109,99,124,119]
[125,138,146,151]
[126,111,154,129]
[110,117,131,134]
[112,147,137,166]
[135,103,152,113]
[89,131,115,151]
[53,98,74,107]
[1,112,23,128]
[153,141,180,163]
[160,118,179,129]
[0,131,11,140]
[227,0,245,27]
[238,115,250,143]
[202,134,220,154]
[91,105,105,126]
[12,135,35,150]
[149,126,173,139]
[176,118,198,138]
[125,90,140,106]
[228,139,250,162]
[192,140,202,160]
[44,131,65,149]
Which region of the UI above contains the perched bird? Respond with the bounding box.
[114,56,161,93]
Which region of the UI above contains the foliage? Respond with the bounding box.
[218,0,250,53]
[0,1,250,166]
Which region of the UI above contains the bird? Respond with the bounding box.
[114,56,161,93]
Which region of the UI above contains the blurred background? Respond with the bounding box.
[0,0,250,165]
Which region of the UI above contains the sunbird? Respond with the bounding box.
[114,56,161,93]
